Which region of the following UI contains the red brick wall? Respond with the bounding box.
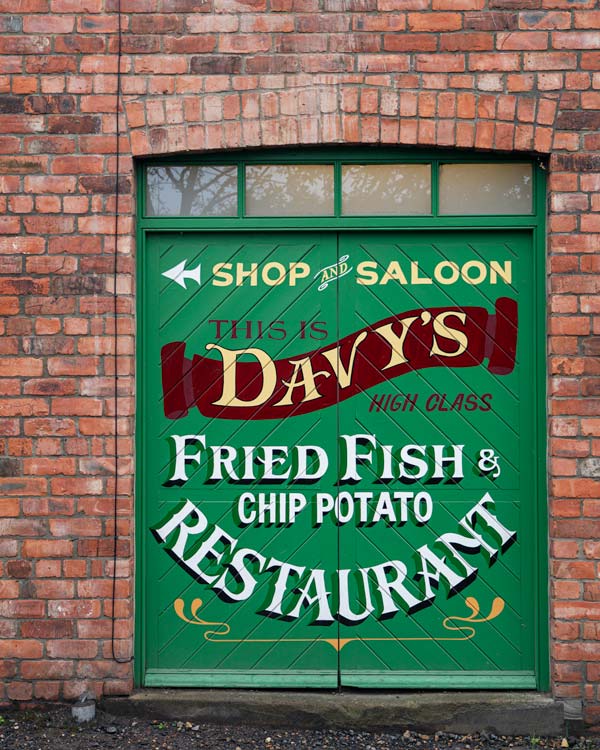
[1,0,599,726]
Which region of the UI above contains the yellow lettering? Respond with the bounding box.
[236,263,258,286]
[410,261,433,285]
[356,261,378,286]
[263,262,286,286]
[207,344,277,407]
[275,358,330,407]
[434,261,459,285]
[461,261,487,285]
[430,311,468,358]
[380,261,408,286]
[212,262,233,287]
[289,262,310,286]
[375,317,420,369]
[490,260,512,285]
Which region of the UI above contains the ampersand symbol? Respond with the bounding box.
[478,449,501,478]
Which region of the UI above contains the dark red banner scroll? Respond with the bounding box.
[161,298,517,421]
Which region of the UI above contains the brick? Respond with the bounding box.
[103,679,133,696]
[416,54,465,72]
[440,33,494,51]
[190,55,242,75]
[465,11,517,30]
[0,95,24,114]
[51,397,103,416]
[0,457,20,478]
[490,0,540,6]
[383,34,437,52]
[520,10,570,28]
[407,12,462,31]
[496,31,548,49]
[36,560,62,577]
[49,476,103,496]
[0,580,19,598]
[0,357,43,377]
[0,640,43,659]
[47,115,102,134]
[21,660,74,680]
[469,53,520,71]
[554,31,600,49]
[554,561,597,579]
[47,599,101,618]
[49,518,102,536]
[524,52,577,70]
[33,580,75,598]
[0,539,18,556]
[23,15,74,33]
[47,357,99,376]
[555,154,600,172]
[33,682,61,701]
[23,457,76,475]
[0,658,17,677]
[0,215,20,234]
[47,640,98,659]
[7,682,33,701]
[328,34,381,53]
[79,175,130,194]
[22,540,73,558]
[552,620,580,640]
[6,560,32,578]
[556,111,600,131]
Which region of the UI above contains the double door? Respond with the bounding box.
[139,229,540,688]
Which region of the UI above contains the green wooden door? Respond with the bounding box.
[139,228,541,688]
[142,231,339,687]
[336,231,537,687]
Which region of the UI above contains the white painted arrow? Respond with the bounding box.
[162,259,201,290]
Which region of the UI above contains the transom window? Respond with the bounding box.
[144,158,533,219]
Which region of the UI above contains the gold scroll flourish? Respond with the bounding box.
[442,596,505,639]
[173,598,230,639]
[173,596,505,652]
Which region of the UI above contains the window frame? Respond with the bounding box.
[138,147,542,229]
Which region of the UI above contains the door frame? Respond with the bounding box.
[134,147,548,690]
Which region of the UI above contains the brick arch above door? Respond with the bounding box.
[124,79,559,158]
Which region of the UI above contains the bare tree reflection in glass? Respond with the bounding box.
[342,164,431,215]
[146,166,237,217]
[246,165,335,216]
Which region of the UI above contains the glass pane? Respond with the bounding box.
[342,164,431,215]
[146,165,237,217]
[439,163,532,215]
[245,165,334,216]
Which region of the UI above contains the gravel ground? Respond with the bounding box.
[0,707,598,750]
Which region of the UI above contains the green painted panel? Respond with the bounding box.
[141,232,339,686]
[336,231,536,685]
[138,227,542,688]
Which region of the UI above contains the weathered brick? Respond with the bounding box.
[21,660,75,680]
[407,12,462,31]
[24,95,76,114]
[0,641,43,659]
[556,110,600,131]
[47,599,101,618]
[0,457,21,477]
[22,540,73,558]
[47,640,98,659]
[7,682,33,701]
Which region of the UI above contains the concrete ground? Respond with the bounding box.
[103,690,570,736]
